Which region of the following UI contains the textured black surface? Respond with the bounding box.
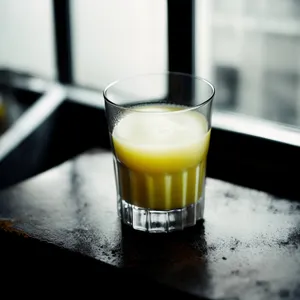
[0,149,299,299]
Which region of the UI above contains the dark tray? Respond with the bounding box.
[0,149,299,300]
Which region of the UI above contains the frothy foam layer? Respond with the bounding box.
[112,104,210,173]
[113,105,207,148]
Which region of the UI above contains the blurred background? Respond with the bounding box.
[0,0,300,132]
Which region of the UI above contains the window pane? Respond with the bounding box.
[213,0,242,15]
[263,71,300,125]
[195,0,300,127]
[0,0,56,79]
[71,0,167,90]
[265,0,300,20]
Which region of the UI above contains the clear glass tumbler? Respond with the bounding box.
[104,72,215,233]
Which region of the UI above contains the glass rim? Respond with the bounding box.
[103,72,215,114]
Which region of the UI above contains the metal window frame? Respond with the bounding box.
[53,0,73,84]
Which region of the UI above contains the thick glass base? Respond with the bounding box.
[119,197,204,233]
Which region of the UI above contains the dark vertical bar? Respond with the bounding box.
[167,0,194,74]
[167,0,194,104]
[53,0,73,84]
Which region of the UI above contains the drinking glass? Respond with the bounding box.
[104,72,215,233]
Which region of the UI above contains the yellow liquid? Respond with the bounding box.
[112,104,211,210]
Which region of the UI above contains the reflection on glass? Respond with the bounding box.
[195,0,300,127]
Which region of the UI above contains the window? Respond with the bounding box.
[1,0,300,198]
[1,0,300,129]
[0,0,56,79]
[195,0,300,127]
[71,0,167,90]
